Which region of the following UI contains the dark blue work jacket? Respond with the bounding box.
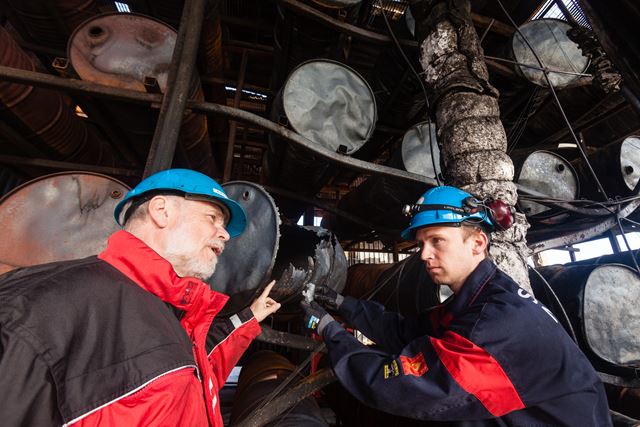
[322,259,612,426]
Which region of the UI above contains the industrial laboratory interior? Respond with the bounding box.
[0,0,640,426]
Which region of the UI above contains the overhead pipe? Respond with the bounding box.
[0,64,436,186]
[0,25,115,166]
[3,0,101,51]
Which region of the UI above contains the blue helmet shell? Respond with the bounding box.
[114,169,247,238]
[400,186,494,240]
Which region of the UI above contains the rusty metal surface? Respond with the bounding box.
[0,25,114,165]
[0,172,128,275]
[208,181,280,315]
[68,11,214,175]
[516,151,578,218]
[512,19,589,88]
[271,224,348,307]
[69,13,178,92]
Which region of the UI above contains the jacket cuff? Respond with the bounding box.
[319,319,343,339]
[229,307,255,328]
[337,295,359,319]
[317,313,335,336]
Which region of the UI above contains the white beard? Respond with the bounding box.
[164,234,225,281]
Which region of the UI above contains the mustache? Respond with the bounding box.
[210,239,225,253]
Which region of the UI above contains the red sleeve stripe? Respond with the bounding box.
[430,331,525,417]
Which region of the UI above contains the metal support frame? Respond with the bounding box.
[529,198,640,253]
[0,65,435,186]
[144,0,207,177]
[0,154,140,177]
[223,49,248,182]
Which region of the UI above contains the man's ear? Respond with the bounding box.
[147,195,171,228]
[471,231,489,256]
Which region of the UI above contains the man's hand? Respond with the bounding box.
[250,280,281,322]
[300,300,333,334]
[314,285,344,311]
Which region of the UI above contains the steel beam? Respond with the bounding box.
[144,0,207,177]
[0,154,140,176]
[223,50,248,182]
[529,199,640,253]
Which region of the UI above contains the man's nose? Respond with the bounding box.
[218,226,230,243]
[420,244,434,261]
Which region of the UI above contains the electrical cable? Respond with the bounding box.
[528,266,579,343]
[494,0,609,201]
[616,216,640,274]
[378,1,441,186]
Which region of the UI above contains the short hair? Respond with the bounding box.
[461,222,490,256]
[120,190,185,226]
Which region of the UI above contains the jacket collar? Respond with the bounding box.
[447,258,497,318]
[98,230,228,335]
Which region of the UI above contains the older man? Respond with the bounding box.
[302,185,611,426]
[0,168,280,427]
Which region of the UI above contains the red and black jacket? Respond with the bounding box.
[0,230,261,426]
[322,259,612,426]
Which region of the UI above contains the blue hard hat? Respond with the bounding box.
[400,186,494,240]
[114,169,247,237]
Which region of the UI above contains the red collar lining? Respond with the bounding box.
[98,231,228,330]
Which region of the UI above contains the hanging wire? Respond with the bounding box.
[493,0,609,201]
[507,86,540,154]
[378,1,441,186]
[528,266,579,342]
[616,217,640,274]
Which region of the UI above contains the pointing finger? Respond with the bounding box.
[261,280,276,298]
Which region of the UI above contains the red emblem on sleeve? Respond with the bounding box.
[399,352,428,377]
